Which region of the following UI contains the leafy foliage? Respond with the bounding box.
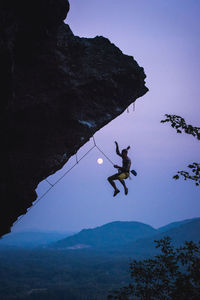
[173,163,200,186]
[161,114,200,186]
[109,237,200,300]
[161,114,200,139]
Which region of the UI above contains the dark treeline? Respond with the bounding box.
[0,248,129,300]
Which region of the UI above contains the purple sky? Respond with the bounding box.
[13,0,200,232]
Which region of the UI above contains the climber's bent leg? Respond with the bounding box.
[119,179,128,195]
[118,173,129,195]
[107,173,120,196]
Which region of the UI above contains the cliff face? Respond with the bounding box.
[0,0,148,236]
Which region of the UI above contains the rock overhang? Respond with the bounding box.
[0,0,148,236]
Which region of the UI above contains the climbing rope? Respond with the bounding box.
[45,179,54,187]
[13,101,136,226]
[95,146,114,165]
[13,136,114,226]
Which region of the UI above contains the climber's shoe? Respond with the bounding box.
[124,187,128,195]
[113,189,120,197]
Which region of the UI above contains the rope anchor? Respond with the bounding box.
[45,179,54,187]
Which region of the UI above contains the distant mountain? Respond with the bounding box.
[0,231,74,248]
[158,217,200,232]
[119,218,200,257]
[52,221,158,250]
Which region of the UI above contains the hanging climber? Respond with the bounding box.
[107,141,131,197]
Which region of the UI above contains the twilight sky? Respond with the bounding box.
[13,0,200,233]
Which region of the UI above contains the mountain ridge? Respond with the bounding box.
[50,217,200,253]
[0,231,74,248]
[52,221,158,250]
[158,217,200,232]
[118,217,200,257]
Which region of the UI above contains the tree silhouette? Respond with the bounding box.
[108,237,200,300]
[161,114,200,186]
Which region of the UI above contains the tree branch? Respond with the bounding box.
[161,114,200,140]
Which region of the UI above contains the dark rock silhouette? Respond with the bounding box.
[0,0,148,236]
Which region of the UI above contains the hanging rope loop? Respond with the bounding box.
[13,135,114,226]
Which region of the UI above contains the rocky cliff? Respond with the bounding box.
[0,0,148,236]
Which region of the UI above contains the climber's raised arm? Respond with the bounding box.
[115,141,122,157]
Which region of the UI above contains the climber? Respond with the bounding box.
[107,141,131,197]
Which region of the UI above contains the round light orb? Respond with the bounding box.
[97,158,103,165]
